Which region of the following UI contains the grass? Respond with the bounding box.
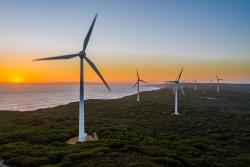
[0,87,250,167]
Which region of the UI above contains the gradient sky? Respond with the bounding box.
[0,0,250,83]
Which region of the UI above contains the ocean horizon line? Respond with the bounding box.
[1,82,250,85]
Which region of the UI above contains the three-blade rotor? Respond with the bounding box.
[33,14,111,92]
[216,76,223,82]
[165,67,185,96]
[133,70,146,88]
[137,70,146,83]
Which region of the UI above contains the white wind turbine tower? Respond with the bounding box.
[133,70,146,101]
[194,79,197,91]
[216,76,223,93]
[165,67,185,115]
[34,14,111,142]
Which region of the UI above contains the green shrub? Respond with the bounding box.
[120,145,140,152]
[109,151,119,157]
[106,139,124,149]
[224,156,250,167]
[139,146,169,156]
[7,156,50,167]
[153,157,183,167]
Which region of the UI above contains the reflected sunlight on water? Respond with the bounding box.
[0,83,159,111]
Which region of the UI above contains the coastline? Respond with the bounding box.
[0,84,161,112]
[1,83,250,112]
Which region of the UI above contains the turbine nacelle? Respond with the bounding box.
[79,51,86,58]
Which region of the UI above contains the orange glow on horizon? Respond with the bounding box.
[0,52,250,84]
[1,64,249,84]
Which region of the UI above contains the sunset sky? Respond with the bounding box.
[0,0,249,84]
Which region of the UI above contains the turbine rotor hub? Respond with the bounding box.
[79,51,86,58]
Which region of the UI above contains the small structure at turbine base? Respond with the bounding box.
[67,132,99,145]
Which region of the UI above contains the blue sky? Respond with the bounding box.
[0,0,250,83]
[1,0,249,56]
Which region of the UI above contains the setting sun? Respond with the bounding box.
[10,76,24,83]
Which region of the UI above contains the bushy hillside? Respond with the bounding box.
[0,88,250,167]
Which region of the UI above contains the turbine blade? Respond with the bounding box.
[140,80,146,83]
[132,81,138,88]
[136,70,140,80]
[180,85,186,97]
[83,13,98,52]
[85,57,111,92]
[165,81,175,83]
[33,54,78,61]
[177,67,183,81]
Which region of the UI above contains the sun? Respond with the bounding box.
[10,76,24,83]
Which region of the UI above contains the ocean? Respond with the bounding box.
[0,83,160,111]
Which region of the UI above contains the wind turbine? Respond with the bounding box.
[165,67,185,115]
[133,70,146,101]
[216,76,223,93]
[33,14,111,142]
[193,79,197,91]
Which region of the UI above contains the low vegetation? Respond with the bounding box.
[0,87,250,167]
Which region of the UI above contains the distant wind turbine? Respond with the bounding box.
[133,70,146,101]
[33,14,111,142]
[193,79,197,91]
[165,67,185,115]
[216,76,223,93]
